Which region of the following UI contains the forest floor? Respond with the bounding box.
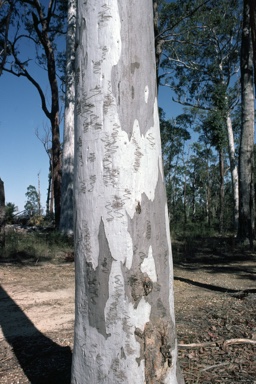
[0,236,255,383]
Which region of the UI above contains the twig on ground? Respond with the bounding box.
[222,338,256,352]
[178,341,218,349]
[200,362,230,372]
[178,338,256,352]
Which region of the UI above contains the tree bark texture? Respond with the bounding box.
[226,113,239,231]
[219,149,225,234]
[238,0,255,244]
[71,1,183,383]
[60,0,76,235]
[0,178,5,252]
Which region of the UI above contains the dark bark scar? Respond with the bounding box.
[135,201,141,214]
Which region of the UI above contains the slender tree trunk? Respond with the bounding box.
[0,178,5,253]
[226,112,239,232]
[219,149,225,234]
[153,0,165,90]
[206,159,211,227]
[0,179,5,256]
[60,0,76,235]
[183,177,187,226]
[71,1,183,383]
[249,0,256,90]
[34,9,62,228]
[238,0,255,246]
[51,117,61,227]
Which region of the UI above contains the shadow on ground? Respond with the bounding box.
[0,285,72,384]
[172,236,256,282]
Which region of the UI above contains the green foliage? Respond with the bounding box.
[3,229,73,263]
[157,0,242,237]
[5,202,18,224]
[160,109,234,236]
[159,0,242,128]
[24,185,41,217]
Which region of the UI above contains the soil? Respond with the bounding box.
[0,238,255,383]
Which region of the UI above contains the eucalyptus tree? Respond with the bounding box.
[59,0,76,235]
[159,0,242,231]
[0,0,67,227]
[24,185,41,217]
[160,110,191,226]
[71,1,183,383]
[153,0,212,89]
[238,0,255,245]
[0,0,14,75]
[0,178,5,251]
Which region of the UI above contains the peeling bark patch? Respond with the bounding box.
[110,357,127,381]
[86,219,113,339]
[143,277,153,296]
[110,5,156,137]
[144,321,173,383]
[135,201,141,214]
[129,274,145,303]
[131,61,140,74]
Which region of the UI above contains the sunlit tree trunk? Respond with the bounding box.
[71,1,183,383]
[226,113,239,232]
[0,178,5,252]
[60,0,76,235]
[238,0,255,246]
[219,149,225,234]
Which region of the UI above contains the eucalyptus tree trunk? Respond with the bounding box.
[0,178,5,252]
[60,0,76,235]
[71,1,183,383]
[226,113,239,231]
[219,149,225,234]
[238,0,255,246]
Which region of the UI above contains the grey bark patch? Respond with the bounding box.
[111,4,156,138]
[85,219,113,339]
[123,173,176,375]
[130,62,140,74]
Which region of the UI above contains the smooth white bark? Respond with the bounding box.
[72,1,183,383]
[60,0,76,234]
[226,113,239,231]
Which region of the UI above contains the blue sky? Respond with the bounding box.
[0,71,52,211]
[0,68,182,212]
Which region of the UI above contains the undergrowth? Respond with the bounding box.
[0,229,74,264]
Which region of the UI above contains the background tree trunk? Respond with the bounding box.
[219,149,225,234]
[226,113,239,231]
[60,0,76,235]
[238,0,255,246]
[0,178,6,253]
[71,1,183,383]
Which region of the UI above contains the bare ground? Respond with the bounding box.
[0,239,255,383]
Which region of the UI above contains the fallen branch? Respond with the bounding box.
[200,362,230,372]
[178,341,217,349]
[178,338,256,351]
[222,338,256,352]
